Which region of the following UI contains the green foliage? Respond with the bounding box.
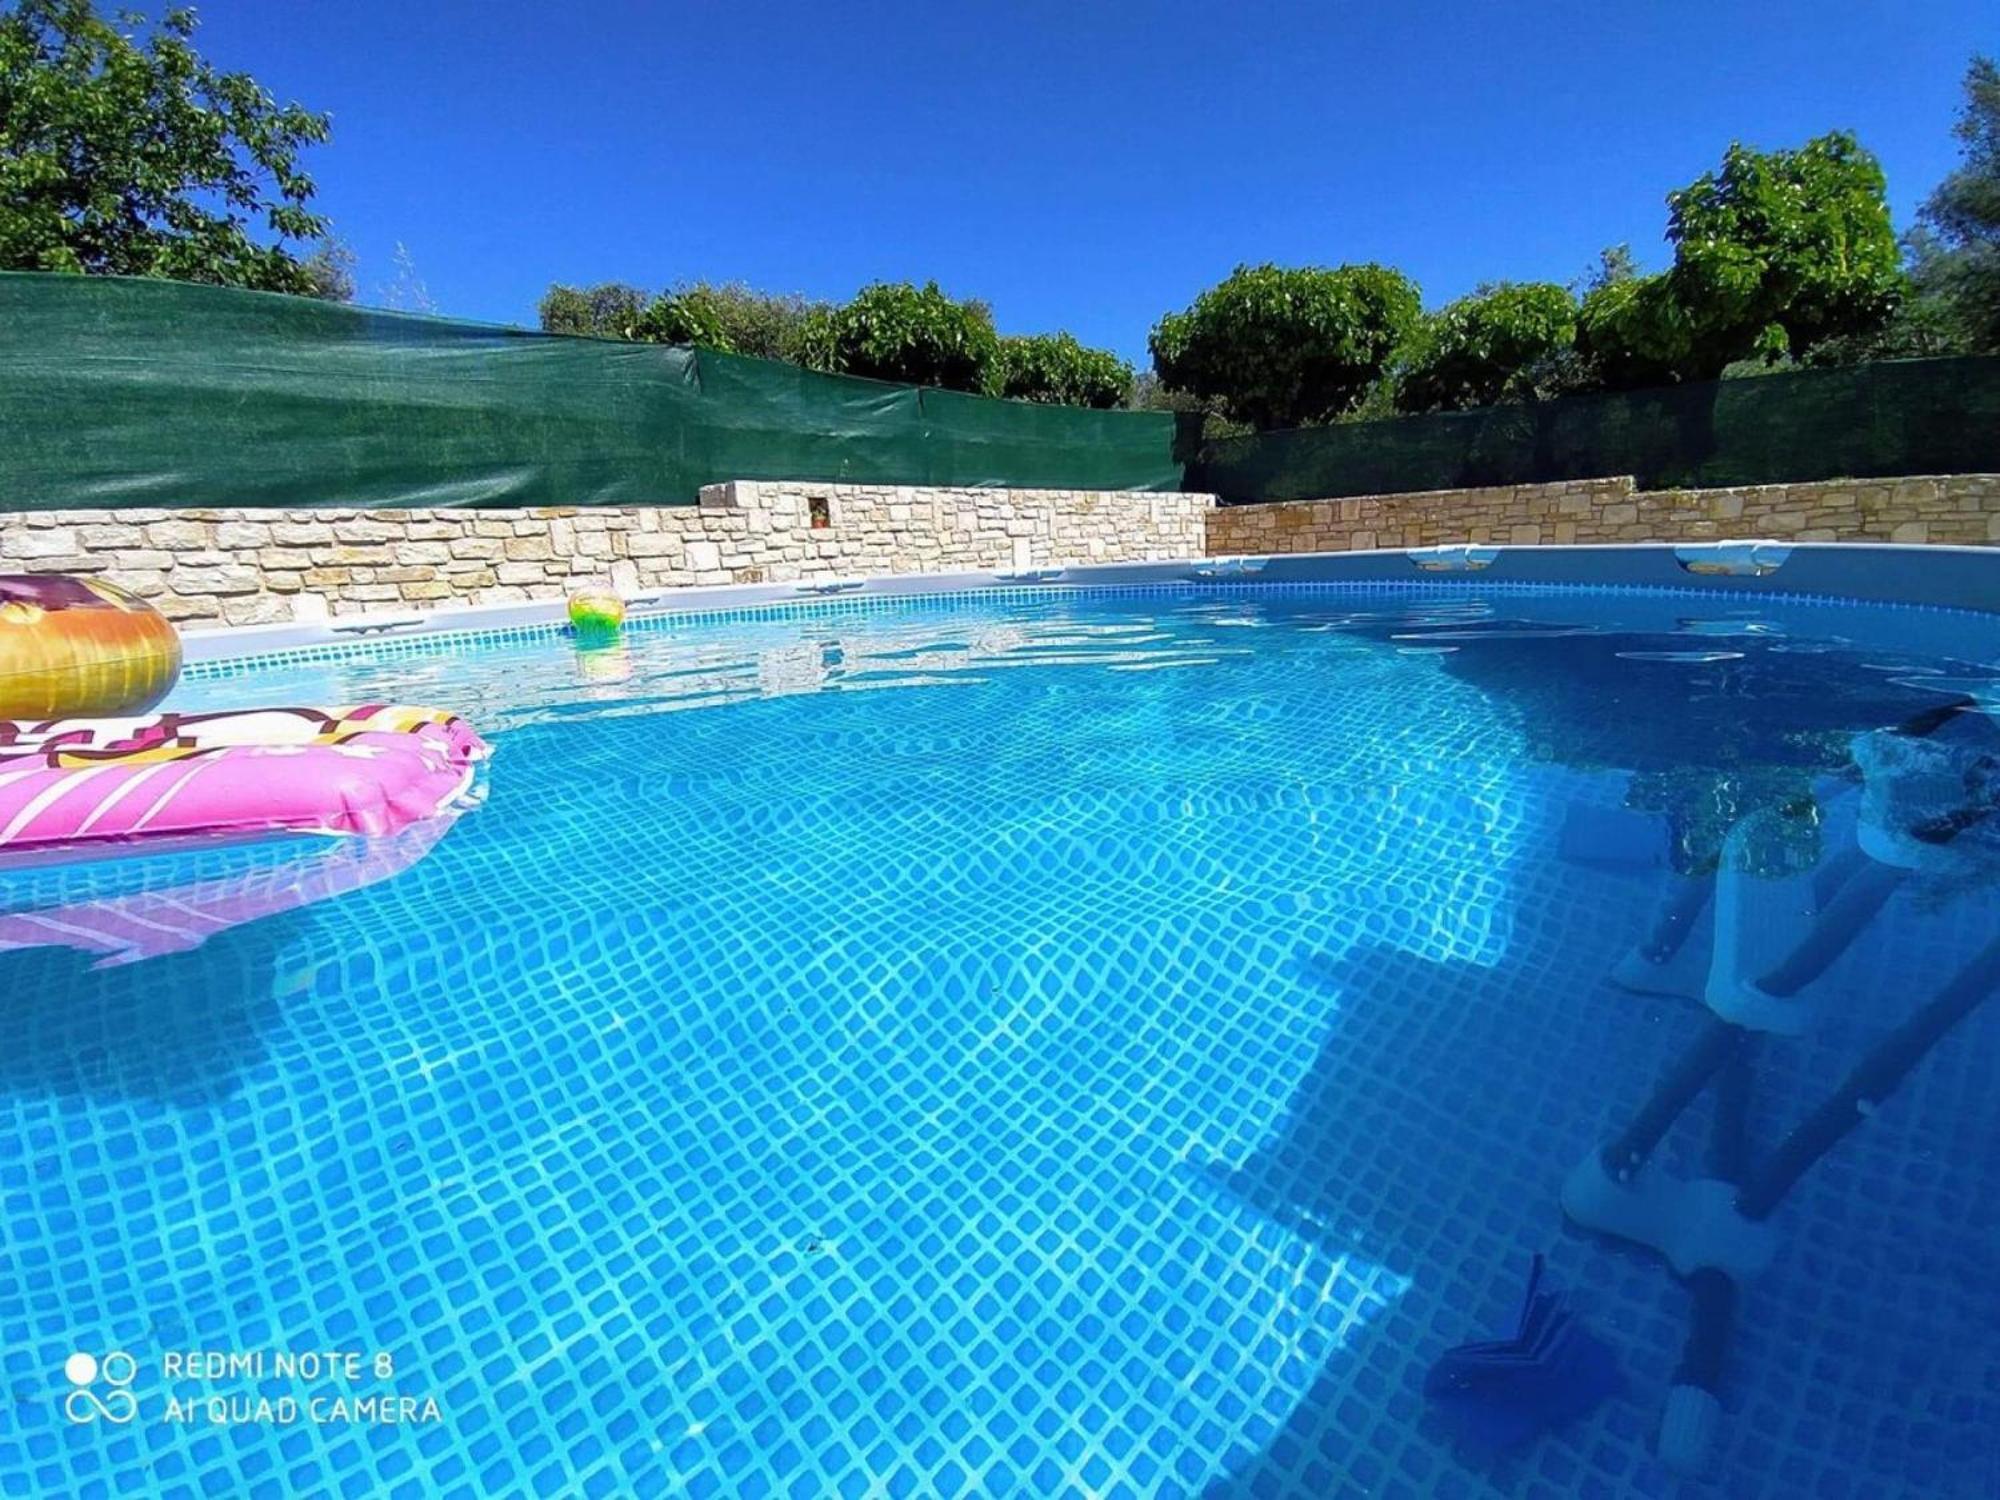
[629,286,735,349]
[0,0,333,292]
[1149,263,1422,430]
[1574,272,1688,389]
[1393,282,1579,413]
[1912,55,2000,353]
[680,281,827,362]
[542,278,1003,393]
[538,282,649,339]
[1581,133,1904,386]
[542,279,831,359]
[803,280,1000,394]
[995,332,1133,408]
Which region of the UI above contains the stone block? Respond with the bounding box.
[168,565,262,596]
[221,594,293,626]
[214,521,273,548]
[5,527,79,558]
[145,520,209,549]
[154,594,219,622]
[77,523,146,548]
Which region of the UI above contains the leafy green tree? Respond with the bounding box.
[1910,55,2000,352]
[801,280,1000,393]
[995,332,1133,408]
[1149,263,1422,430]
[1573,272,1687,388]
[0,0,333,292]
[1392,282,1579,413]
[539,282,650,339]
[681,281,826,362]
[540,280,826,358]
[629,286,734,349]
[1579,132,1903,386]
[537,276,1132,408]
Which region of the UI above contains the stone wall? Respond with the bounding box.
[1205,473,2000,555]
[9,473,1996,629]
[0,482,1214,629]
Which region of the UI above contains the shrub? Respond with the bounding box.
[1393,282,1579,413]
[539,280,828,357]
[629,287,735,350]
[995,332,1133,408]
[682,281,826,362]
[538,282,649,339]
[1149,263,1423,430]
[802,280,1000,393]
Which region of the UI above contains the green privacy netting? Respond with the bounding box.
[1188,356,2000,505]
[0,273,1183,509]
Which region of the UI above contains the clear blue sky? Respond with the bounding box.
[184,0,1992,362]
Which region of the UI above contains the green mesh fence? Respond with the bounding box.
[1189,356,2000,504]
[0,273,1183,510]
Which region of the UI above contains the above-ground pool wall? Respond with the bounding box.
[0,483,1216,628]
[1206,473,2000,555]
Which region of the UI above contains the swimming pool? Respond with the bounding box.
[4,570,1997,1498]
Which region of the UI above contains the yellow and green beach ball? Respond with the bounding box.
[567,588,626,642]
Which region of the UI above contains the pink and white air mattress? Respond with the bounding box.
[0,704,489,854]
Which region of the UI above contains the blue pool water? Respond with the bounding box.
[2,583,1997,1498]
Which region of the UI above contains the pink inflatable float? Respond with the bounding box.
[0,704,489,855]
[0,818,456,967]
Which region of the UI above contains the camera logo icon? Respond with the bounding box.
[64,1351,138,1425]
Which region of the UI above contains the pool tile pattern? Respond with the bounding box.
[3,590,1996,1498]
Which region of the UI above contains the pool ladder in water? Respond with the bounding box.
[1567,694,2000,1476]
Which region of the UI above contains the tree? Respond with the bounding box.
[299,237,356,303]
[680,282,825,362]
[629,286,733,349]
[800,280,1000,394]
[995,332,1133,408]
[1910,55,2000,353]
[539,280,826,357]
[1578,244,1640,295]
[1149,263,1422,430]
[539,282,649,339]
[1574,272,1687,389]
[0,0,333,293]
[1580,132,1903,386]
[1393,282,1579,413]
